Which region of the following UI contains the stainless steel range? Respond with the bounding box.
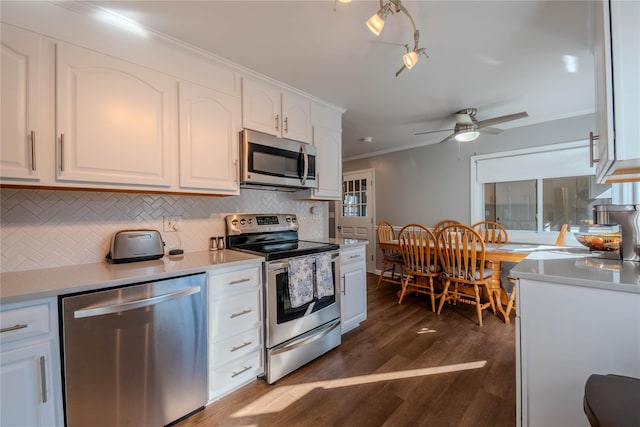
[226,213,341,384]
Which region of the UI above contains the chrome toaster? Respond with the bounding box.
[106,229,164,263]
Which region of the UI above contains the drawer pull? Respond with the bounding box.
[231,365,252,378]
[230,341,252,352]
[39,356,47,403]
[228,278,251,286]
[349,254,361,259]
[230,309,252,319]
[0,323,28,333]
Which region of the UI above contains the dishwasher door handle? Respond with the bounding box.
[74,286,201,319]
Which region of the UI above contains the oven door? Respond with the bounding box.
[240,129,317,189]
[265,251,340,349]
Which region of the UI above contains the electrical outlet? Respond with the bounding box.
[163,215,182,232]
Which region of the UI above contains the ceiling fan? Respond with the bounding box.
[415,108,529,143]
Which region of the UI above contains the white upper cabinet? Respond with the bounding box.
[56,42,175,188]
[295,101,343,200]
[179,81,240,194]
[242,77,312,143]
[0,25,45,181]
[592,0,640,183]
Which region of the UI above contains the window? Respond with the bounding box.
[342,178,368,217]
[471,140,616,242]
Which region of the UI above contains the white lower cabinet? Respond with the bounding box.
[516,278,640,427]
[339,246,367,334]
[0,298,63,427]
[208,263,264,401]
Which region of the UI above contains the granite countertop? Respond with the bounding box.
[511,249,640,294]
[0,250,264,305]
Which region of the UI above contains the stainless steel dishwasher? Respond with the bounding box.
[60,272,207,427]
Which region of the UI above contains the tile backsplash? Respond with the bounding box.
[0,188,328,272]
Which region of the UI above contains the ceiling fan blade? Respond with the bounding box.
[414,128,454,136]
[438,133,456,144]
[477,112,528,128]
[481,126,503,135]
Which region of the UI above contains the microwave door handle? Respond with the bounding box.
[300,144,309,185]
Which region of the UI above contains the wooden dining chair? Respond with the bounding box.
[437,224,495,326]
[376,221,404,289]
[471,220,509,244]
[433,219,461,239]
[397,224,439,311]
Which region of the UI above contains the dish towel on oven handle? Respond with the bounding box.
[288,257,315,308]
[315,253,334,298]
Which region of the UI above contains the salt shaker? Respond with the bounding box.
[210,237,218,251]
[217,236,225,250]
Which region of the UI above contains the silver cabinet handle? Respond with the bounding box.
[231,365,252,378]
[284,117,289,133]
[39,356,47,403]
[30,130,36,171]
[230,341,252,352]
[74,286,201,318]
[59,134,65,172]
[0,323,28,333]
[228,278,251,286]
[234,160,238,184]
[230,308,252,319]
[341,275,346,295]
[589,131,600,167]
[349,254,361,259]
[275,114,279,131]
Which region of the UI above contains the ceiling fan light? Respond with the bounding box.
[403,51,419,69]
[455,130,480,142]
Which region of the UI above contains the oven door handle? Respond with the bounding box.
[270,319,341,355]
[269,252,339,272]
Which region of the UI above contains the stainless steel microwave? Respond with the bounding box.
[240,129,317,190]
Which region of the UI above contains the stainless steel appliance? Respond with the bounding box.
[239,129,317,190]
[226,213,340,384]
[105,229,164,263]
[594,204,640,261]
[60,273,207,427]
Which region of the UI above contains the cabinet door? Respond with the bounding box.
[179,81,240,194]
[56,42,175,187]
[313,125,342,199]
[0,25,43,181]
[593,0,616,182]
[281,91,312,143]
[340,249,367,334]
[242,78,281,137]
[1,341,56,427]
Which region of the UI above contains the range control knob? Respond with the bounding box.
[240,219,246,225]
[291,217,297,223]
[286,217,291,223]
[247,219,253,224]
[231,219,239,226]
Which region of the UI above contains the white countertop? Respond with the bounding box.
[511,249,640,294]
[324,238,369,248]
[0,250,264,304]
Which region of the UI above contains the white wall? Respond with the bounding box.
[343,114,596,228]
[0,188,328,272]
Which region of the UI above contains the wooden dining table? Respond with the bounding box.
[379,240,550,324]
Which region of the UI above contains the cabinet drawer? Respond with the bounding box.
[209,266,261,299]
[0,304,50,344]
[210,290,260,339]
[210,350,262,399]
[211,328,261,369]
[340,247,366,266]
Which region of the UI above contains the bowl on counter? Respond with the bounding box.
[573,231,621,252]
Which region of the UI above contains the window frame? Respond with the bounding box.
[470,140,596,244]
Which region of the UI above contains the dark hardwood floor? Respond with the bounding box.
[178,273,516,427]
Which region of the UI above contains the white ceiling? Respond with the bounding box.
[91,0,595,160]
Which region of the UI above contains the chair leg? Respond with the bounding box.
[376,261,387,289]
[398,273,411,304]
[474,284,484,327]
[488,288,497,315]
[429,277,436,313]
[437,280,450,314]
[504,286,517,318]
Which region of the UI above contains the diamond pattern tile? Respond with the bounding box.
[1,188,327,272]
